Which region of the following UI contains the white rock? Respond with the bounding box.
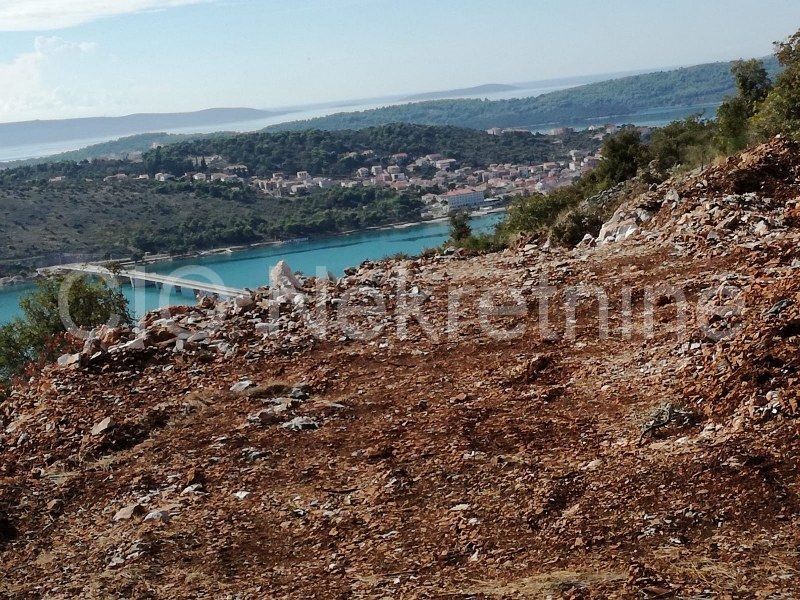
[230,380,254,393]
[144,510,170,522]
[113,504,144,522]
[57,353,81,367]
[280,416,319,431]
[180,484,204,495]
[270,260,303,291]
[187,331,209,343]
[120,337,146,352]
[91,417,114,436]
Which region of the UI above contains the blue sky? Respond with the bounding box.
[0,0,798,122]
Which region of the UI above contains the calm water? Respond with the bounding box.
[0,213,504,324]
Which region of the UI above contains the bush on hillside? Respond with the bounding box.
[549,205,606,247]
[0,276,131,386]
[752,30,800,140]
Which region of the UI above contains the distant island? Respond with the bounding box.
[402,83,520,102]
[0,108,281,149]
[0,56,781,167]
[266,57,781,132]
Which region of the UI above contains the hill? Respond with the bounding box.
[0,132,210,169]
[0,177,423,272]
[148,123,599,178]
[1,138,798,596]
[266,57,781,132]
[0,108,280,150]
[403,83,520,102]
[0,124,599,271]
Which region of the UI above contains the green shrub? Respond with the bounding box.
[752,30,800,140]
[550,205,606,247]
[0,276,131,385]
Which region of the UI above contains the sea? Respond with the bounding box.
[0,213,505,325]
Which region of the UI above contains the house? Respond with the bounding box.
[391,153,409,164]
[193,173,208,182]
[486,127,503,136]
[103,174,128,182]
[296,171,310,181]
[202,155,225,168]
[224,164,249,176]
[356,167,370,178]
[583,157,602,169]
[211,173,240,183]
[370,165,384,176]
[438,188,486,213]
[48,176,66,183]
[253,178,272,192]
[155,173,175,182]
[291,184,310,195]
[435,158,457,171]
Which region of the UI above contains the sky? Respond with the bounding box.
[0,0,798,123]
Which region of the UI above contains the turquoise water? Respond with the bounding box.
[0,213,504,324]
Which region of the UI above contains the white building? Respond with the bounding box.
[438,188,486,213]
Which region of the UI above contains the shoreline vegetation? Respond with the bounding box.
[0,207,507,288]
[0,124,595,279]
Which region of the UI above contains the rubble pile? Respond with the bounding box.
[1,138,799,597]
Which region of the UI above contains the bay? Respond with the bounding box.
[0,212,504,325]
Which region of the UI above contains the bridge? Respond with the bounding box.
[40,264,246,298]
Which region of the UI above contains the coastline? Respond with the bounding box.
[0,207,507,288]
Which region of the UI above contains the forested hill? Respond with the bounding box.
[265,57,781,132]
[0,123,600,270]
[145,123,600,178]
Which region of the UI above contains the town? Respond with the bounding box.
[82,124,638,219]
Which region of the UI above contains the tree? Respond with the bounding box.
[715,59,772,152]
[716,96,752,153]
[0,276,131,385]
[650,115,717,170]
[731,59,772,107]
[752,29,800,140]
[594,129,650,186]
[449,212,472,243]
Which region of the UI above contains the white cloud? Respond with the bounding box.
[0,0,209,31]
[0,36,102,121]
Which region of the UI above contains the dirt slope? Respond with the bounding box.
[1,138,799,598]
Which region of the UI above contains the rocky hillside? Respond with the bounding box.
[1,138,799,598]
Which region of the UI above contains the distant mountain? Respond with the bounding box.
[1,57,782,166]
[0,132,218,169]
[0,108,282,149]
[403,84,520,102]
[266,57,782,132]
